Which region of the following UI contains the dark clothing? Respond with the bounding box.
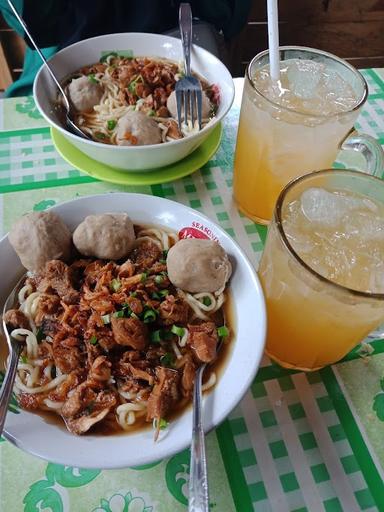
[21,0,250,49]
[1,0,251,96]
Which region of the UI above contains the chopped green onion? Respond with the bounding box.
[159,418,168,429]
[90,335,98,345]
[107,119,117,131]
[131,312,139,320]
[147,109,155,117]
[159,250,168,264]
[130,291,138,298]
[154,275,164,285]
[100,51,118,63]
[150,330,162,343]
[217,326,229,338]
[36,327,44,343]
[160,353,175,368]
[20,355,28,364]
[122,303,133,316]
[153,417,169,431]
[113,310,125,318]
[110,278,121,292]
[171,325,185,337]
[117,50,134,58]
[50,366,57,379]
[202,296,212,307]
[95,132,106,139]
[158,418,168,430]
[160,271,168,277]
[128,82,136,94]
[143,308,157,323]
[101,314,111,324]
[88,73,98,84]
[159,289,169,298]
[162,330,173,340]
[127,74,143,94]
[151,291,161,300]
[141,272,148,282]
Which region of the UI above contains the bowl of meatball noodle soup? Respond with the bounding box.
[33,33,234,171]
[0,193,266,469]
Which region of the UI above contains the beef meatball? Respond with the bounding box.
[73,213,135,260]
[166,90,212,121]
[8,211,72,271]
[116,110,162,146]
[67,75,104,112]
[166,239,232,293]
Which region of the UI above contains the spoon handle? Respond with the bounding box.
[6,0,70,109]
[188,364,209,512]
[0,341,21,435]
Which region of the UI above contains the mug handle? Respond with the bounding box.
[340,129,384,340]
[340,129,384,177]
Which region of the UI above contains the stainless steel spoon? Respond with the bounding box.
[7,0,91,140]
[0,275,27,435]
[188,338,223,512]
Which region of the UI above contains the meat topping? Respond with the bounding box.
[159,295,190,326]
[146,366,179,421]
[188,322,218,363]
[36,260,79,305]
[111,316,148,349]
[3,309,30,330]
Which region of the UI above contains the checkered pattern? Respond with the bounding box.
[225,372,376,512]
[0,128,87,191]
[1,70,384,512]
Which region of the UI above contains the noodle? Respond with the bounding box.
[9,223,230,437]
[11,328,38,360]
[15,373,68,394]
[202,373,216,392]
[117,402,147,430]
[62,56,218,145]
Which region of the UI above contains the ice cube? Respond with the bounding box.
[300,187,345,225]
[286,60,324,100]
[322,70,358,111]
[300,188,371,226]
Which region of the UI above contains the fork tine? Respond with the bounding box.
[196,89,202,130]
[190,90,196,128]
[184,90,190,127]
[175,88,183,129]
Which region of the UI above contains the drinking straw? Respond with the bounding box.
[267,0,280,81]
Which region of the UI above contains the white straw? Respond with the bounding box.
[267,0,280,81]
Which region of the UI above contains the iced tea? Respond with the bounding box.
[233,48,367,224]
[258,170,384,371]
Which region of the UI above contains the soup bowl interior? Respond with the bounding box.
[0,192,265,469]
[33,33,234,171]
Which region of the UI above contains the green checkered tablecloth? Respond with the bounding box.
[1,71,384,512]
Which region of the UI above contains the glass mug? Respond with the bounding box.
[233,46,384,225]
[258,169,384,371]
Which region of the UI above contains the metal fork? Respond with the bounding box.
[0,275,27,435]
[175,3,203,131]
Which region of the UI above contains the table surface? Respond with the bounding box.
[0,71,384,512]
